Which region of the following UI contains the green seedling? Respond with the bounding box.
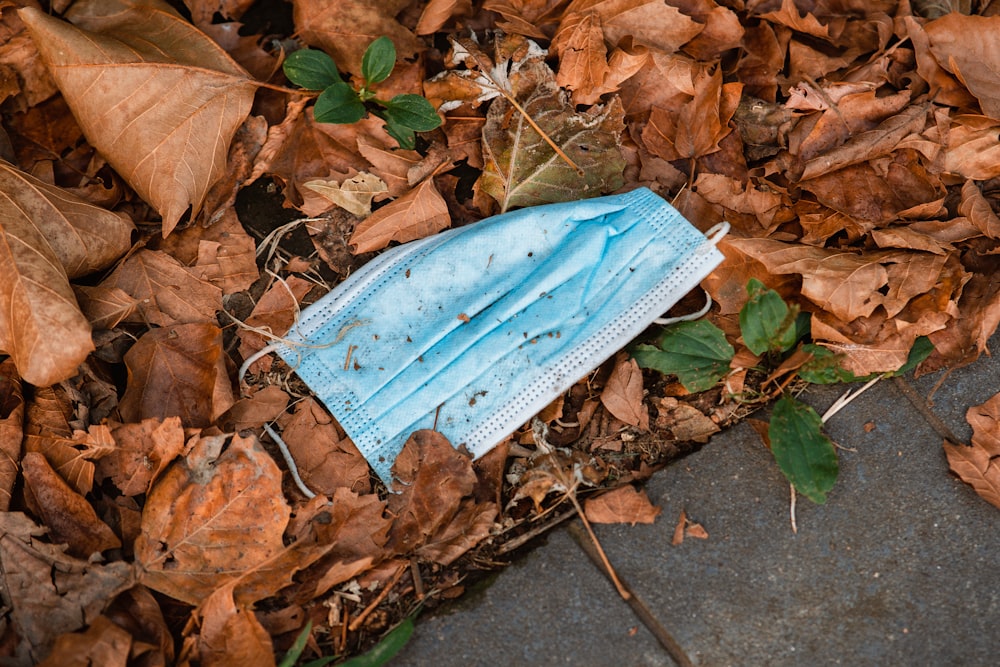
[283,37,442,149]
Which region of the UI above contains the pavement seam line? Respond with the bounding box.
[566,520,694,667]
[892,376,962,445]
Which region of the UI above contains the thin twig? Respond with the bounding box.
[348,563,408,632]
[789,482,798,534]
[567,496,631,600]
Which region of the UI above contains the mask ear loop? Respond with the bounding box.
[653,221,729,326]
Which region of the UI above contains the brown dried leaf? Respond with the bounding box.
[190,209,260,295]
[20,2,256,236]
[22,451,120,559]
[0,512,136,665]
[304,172,388,217]
[387,430,482,560]
[600,353,648,430]
[944,440,1000,511]
[219,385,289,433]
[237,275,313,373]
[925,14,1000,120]
[584,484,661,525]
[0,160,135,386]
[118,323,225,428]
[37,615,132,667]
[194,586,274,667]
[942,115,1000,181]
[72,285,138,330]
[959,179,1000,239]
[564,0,703,54]
[349,178,451,254]
[102,249,223,327]
[0,359,23,511]
[966,392,1000,457]
[98,417,186,497]
[553,13,609,106]
[416,0,472,35]
[481,83,627,213]
[135,432,291,606]
[482,0,567,39]
[292,0,421,76]
[275,397,370,495]
[24,426,115,497]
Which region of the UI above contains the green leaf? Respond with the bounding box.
[631,320,734,393]
[886,336,934,377]
[278,621,314,667]
[283,49,343,90]
[768,395,838,504]
[314,82,366,124]
[362,36,396,85]
[739,278,801,355]
[384,120,416,150]
[383,94,443,131]
[339,617,414,667]
[798,344,866,385]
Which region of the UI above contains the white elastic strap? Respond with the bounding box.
[653,291,713,325]
[238,341,284,387]
[263,422,317,499]
[706,220,730,244]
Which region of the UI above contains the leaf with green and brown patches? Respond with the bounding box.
[480,82,627,213]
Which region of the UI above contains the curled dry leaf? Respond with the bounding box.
[944,440,1000,511]
[925,13,1000,120]
[194,585,275,667]
[0,359,23,512]
[480,82,627,212]
[600,352,649,431]
[0,511,136,665]
[19,0,256,236]
[135,432,291,606]
[21,451,121,559]
[0,160,134,386]
[966,392,1000,457]
[304,172,389,217]
[349,177,451,253]
[583,484,661,525]
[562,0,703,55]
[118,322,228,428]
[292,0,421,76]
[101,249,223,327]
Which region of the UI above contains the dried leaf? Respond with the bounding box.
[416,0,472,35]
[563,0,703,54]
[552,13,610,106]
[275,397,371,495]
[135,432,291,606]
[944,440,1000,510]
[0,160,135,385]
[37,615,132,667]
[22,451,121,558]
[194,586,275,667]
[19,1,256,235]
[0,512,136,664]
[942,115,1000,181]
[600,353,649,431]
[304,172,388,217]
[98,417,186,497]
[292,0,421,76]
[72,285,138,330]
[219,385,289,433]
[0,359,23,511]
[118,323,225,428]
[237,275,313,372]
[966,392,1000,457]
[584,485,661,525]
[24,426,114,497]
[959,179,1000,239]
[480,84,626,213]
[387,430,485,562]
[925,14,1000,120]
[102,249,222,327]
[349,178,450,253]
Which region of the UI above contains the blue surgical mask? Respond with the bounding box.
[261,188,726,484]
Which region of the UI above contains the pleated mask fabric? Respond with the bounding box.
[274,187,726,483]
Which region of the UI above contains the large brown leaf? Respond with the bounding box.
[19,1,256,236]
[135,432,291,606]
[348,178,450,253]
[0,161,133,386]
[292,0,422,76]
[925,13,1000,120]
[480,82,627,212]
[118,322,227,428]
[562,0,703,54]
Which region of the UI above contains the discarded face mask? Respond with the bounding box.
[265,187,727,484]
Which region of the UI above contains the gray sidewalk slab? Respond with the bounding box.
[395,356,1000,666]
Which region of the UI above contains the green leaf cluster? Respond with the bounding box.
[283,37,441,149]
[631,278,936,505]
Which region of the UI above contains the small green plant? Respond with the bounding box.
[278,616,416,667]
[633,279,934,504]
[283,37,441,150]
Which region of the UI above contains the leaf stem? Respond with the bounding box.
[253,80,317,96]
[502,92,584,176]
